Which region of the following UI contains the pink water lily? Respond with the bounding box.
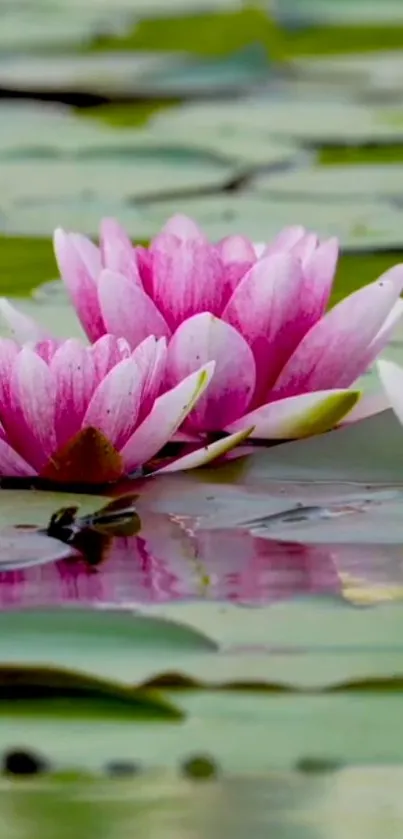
[0,333,250,484]
[3,214,403,440]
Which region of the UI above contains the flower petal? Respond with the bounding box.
[263,225,306,256]
[340,390,389,424]
[83,357,142,450]
[290,232,319,264]
[160,213,206,241]
[217,235,256,299]
[271,277,403,399]
[0,338,19,403]
[90,334,131,383]
[167,313,255,431]
[97,269,170,350]
[53,228,105,342]
[99,218,142,286]
[150,235,225,331]
[50,340,96,447]
[377,359,403,425]
[132,336,167,421]
[4,347,56,471]
[121,362,215,472]
[223,253,315,398]
[0,437,36,477]
[152,427,254,474]
[34,339,62,364]
[301,237,338,316]
[361,298,403,370]
[226,389,360,439]
[0,298,50,344]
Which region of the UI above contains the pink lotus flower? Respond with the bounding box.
[3,215,403,440]
[0,333,248,483]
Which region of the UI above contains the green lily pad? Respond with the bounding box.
[142,194,403,250]
[0,152,234,203]
[0,51,191,98]
[1,772,403,837]
[0,491,104,531]
[0,609,217,685]
[151,97,403,147]
[205,410,403,485]
[1,770,403,837]
[131,123,301,168]
[0,665,182,720]
[291,50,403,100]
[3,684,403,775]
[0,6,115,52]
[252,164,403,204]
[283,0,403,25]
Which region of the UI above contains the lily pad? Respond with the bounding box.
[142,194,403,250]
[252,164,403,205]
[0,529,78,572]
[282,0,403,25]
[133,118,303,168]
[0,608,217,685]
[291,51,403,100]
[0,51,189,98]
[0,153,234,203]
[0,490,104,531]
[151,97,403,147]
[1,771,403,837]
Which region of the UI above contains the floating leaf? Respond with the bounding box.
[0,665,182,720]
[0,609,217,685]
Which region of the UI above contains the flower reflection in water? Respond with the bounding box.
[0,509,342,609]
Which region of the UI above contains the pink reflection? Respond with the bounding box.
[0,511,342,610]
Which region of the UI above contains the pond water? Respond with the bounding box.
[2,0,403,834]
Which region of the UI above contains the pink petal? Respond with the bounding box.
[290,232,319,264]
[99,218,142,286]
[90,334,131,383]
[217,235,255,300]
[68,232,101,278]
[263,225,306,256]
[226,389,360,439]
[131,336,167,421]
[152,427,254,474]
[377,359,403,425]
[97,269,170,350]
[0,298,50,344]
[217,235,256,264]
[223,252,315,399]
[34,339,63,364]
[0,339,19,403]
[375,263,403,295]
[83,357,142,449]
[160,213,206,241]
[301,237,339,316]
[50,340,97,447]
[360,298,403,371]
[167,313,256,431]
[135,245,153,294]
[121,362,215,472]
[53,228,105,342]
[150,235,225,331]
[271,277,403,399]
[4,348,56,471]
[253,242,266,257]
[0,437,36,477]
